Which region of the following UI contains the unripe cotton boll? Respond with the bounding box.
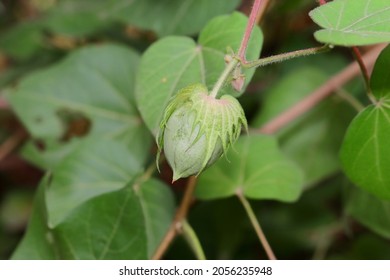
[157,83,247,182]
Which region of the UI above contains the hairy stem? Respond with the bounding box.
[257,44,384,135]
[152,176,197,260]
[241,45,330,68]
[238,0,263,62]
[236,190,276,260]
[209,59,238,98]
[182,220,206,260]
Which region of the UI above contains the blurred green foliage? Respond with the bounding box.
[1,0,389,260]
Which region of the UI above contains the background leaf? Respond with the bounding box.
[45,139,145,228]
[347,186,390,239]
[136,12,263,135]
[340,103,390,199]
[7,44,152,169]
[195,134,304,201]
[309,0,390,46]
[114,0,241,37]
[252,66,357,187]
[14,177,175,260]
[370,44,390,99]
[0,21,45,61]
[51,177,174,259]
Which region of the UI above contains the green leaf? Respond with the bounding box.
[309,0,390,46]
[44,1,108,37]
[0,21,44,60]
[136,12,263,134]
[252,67,356,187]
[11,176,57,260]
[114,0,241,37]
[340,102,390,199]
[370,45,390,99]
[0,0,240,46]
[136,179,176,257]
[195,134,304,201]
[45,139,144,228]
[347,186,390,239]
[329,234,390,259]
[52,178,174,259]
[8,44,151,169]
[12,174,175,259]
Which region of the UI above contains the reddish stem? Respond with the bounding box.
[351,47,370,84]
[317,0,327,5]
[0,97,9,109]
[351,46,376,102]
[237,0,263,62]
[258,45,383,134]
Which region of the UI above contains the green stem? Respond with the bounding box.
[241,45,330,69]
[181,219,206,260]
[236,190,276,260]
[137,159,157,183]
[336,88,365,112]
[209,59,239,98]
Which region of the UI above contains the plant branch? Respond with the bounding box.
[336,88,365,112]
[0,130,26,162]
[241,45,330,69]
[210,58,239,98]
[256,0,271,24]
[238,0,263,62]
[181,219,206,260]
[257,44,384,134]
[351,46,376,103]
[0,97,9,109]
[152,176,198,260]
[317,0,327,5]
[236,190,276,260]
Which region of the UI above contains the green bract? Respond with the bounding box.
[157,83,247,181]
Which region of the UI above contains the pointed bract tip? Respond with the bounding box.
[172,172,182,183]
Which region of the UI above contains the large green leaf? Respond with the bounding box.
[136,12,263,134]
[340,45,390,200]
[347,186,390,239]
[13,177,174,260]
[340,103,390,199]
[52,178,174,259]
[309,0,390,46]
[114,0,241,37]
[8,44,151,169]
[195,134,304,201]
[252,67,356,187]
[45,139,144,228]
